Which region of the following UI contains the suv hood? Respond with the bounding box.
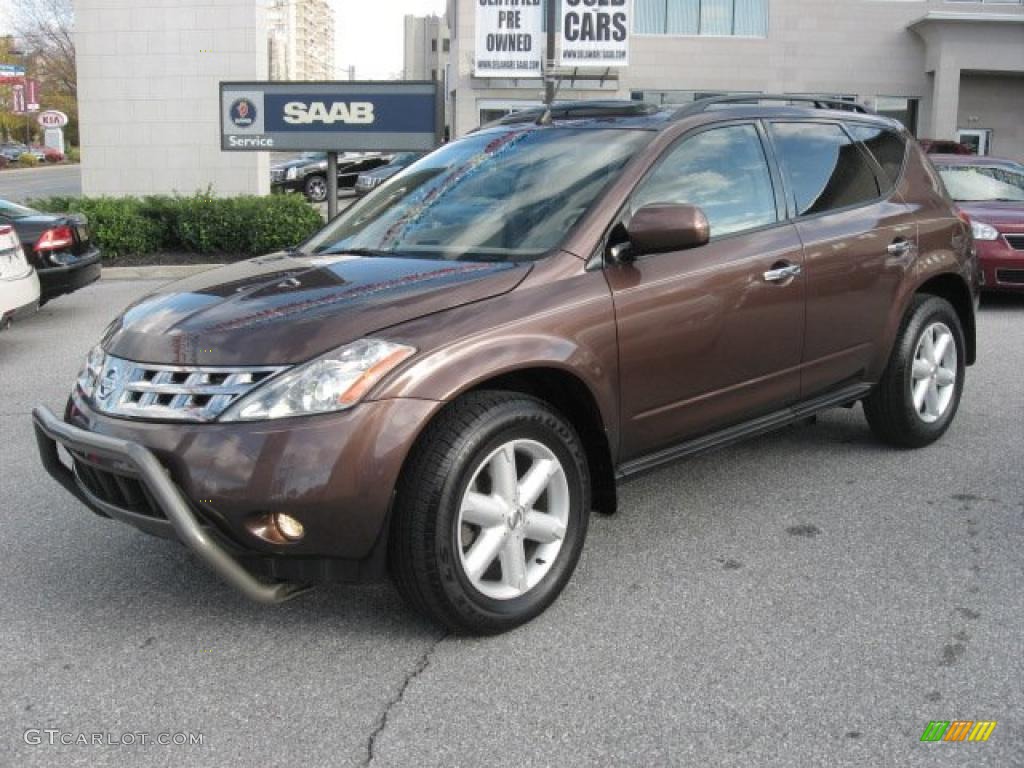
[102,253,531,366]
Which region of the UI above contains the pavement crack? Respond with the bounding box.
[363,632,446,766]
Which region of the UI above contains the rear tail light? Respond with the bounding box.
[35,225,75,251]
[0,225,31,280]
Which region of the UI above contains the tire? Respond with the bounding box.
[303,174,327,202]
[389,391,591,635]
[863,295,966,448]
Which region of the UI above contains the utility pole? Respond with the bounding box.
[544,0,557,106]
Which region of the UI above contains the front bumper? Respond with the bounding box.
[34,394,441,597]
[977,238,1024,292]
[33,405,309,603]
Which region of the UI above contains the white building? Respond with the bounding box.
[404,14,452,138]
[266,0,336,82]
[447,0,1024,159]
[74,0,270,197]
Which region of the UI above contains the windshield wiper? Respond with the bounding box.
[316,246,398,257]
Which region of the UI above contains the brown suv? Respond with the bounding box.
[34,96,978,634]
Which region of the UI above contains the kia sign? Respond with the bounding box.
[219,81,441,152]
[37,110,69,129]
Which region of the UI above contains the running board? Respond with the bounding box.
[616,383,873,480]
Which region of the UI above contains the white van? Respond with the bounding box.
[0,224,40,329]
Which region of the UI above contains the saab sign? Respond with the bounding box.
[220,81,441,152]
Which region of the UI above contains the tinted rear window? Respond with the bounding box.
[770,122,880,216]
[846,124,906,193]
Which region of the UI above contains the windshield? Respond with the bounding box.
[937,164,1024,202]
[0,200,38,219]
[304,127,652,262]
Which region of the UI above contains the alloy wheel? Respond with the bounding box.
[457,439,569,600]
[910,321,957,423]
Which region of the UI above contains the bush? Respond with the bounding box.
[0,155,8,171]
[16,153,39,167]
[27,191,324,261]
[65,146,80,163]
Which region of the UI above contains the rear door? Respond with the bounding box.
[606,121,806,460]
[767,121,917,398]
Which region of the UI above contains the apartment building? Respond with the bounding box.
[404,14,452,137]
[447,0,1024,158]
[267,0,336,81]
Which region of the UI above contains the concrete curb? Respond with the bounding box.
[101,264,224,280]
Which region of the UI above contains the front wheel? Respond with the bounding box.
[389,392,590,634]
[863,295,966,448]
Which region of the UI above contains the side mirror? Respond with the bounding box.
[611,204,710,262]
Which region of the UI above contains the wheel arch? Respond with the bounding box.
[459,368,618,517]
[914,273,976,365]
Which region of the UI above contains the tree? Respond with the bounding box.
[10,0,78,146]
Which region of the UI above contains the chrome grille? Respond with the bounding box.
[88,354,287,422]
[1005,234,1024,251]
[271,168,285,183]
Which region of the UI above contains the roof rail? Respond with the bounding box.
[673,94,874,119]
[473,100,660,131]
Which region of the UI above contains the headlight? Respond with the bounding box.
[970,220,999,241]
[77,344,105,398]
[285,166,298,180]
[219,339,415,422]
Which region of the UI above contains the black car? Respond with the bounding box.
[353,152,426,197]
[270,152,393,202]
[0,199,101,305]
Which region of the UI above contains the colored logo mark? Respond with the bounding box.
[920,721,997,742]
[230,98,257,128]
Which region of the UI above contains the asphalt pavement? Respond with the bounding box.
[0,164,82,202]
[1,280,1021,767]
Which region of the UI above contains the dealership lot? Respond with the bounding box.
[1,280,1021,767]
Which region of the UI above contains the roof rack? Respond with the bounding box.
[674,94,874,118]
[485,100,660,128]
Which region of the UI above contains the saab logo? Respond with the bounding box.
[920,720,997,742]
[283,101,375,125]
[229,98,257,128]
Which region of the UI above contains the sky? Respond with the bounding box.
[334,0,447,80]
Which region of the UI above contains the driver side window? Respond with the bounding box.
[631,124,778,239]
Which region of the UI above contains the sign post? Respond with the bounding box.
[220,81,441,218]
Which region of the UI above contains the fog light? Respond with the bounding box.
[274,512,305,541]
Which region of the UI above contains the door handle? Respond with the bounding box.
[887,239,912,256]
[763,263,801,283]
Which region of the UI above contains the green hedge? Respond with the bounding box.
[28,191,324,260]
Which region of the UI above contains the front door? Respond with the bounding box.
[605,122,806,461]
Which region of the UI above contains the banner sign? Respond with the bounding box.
[474,0,543,78]
[0,63,26,85]
[219,81,441,152]
[25,79,40,112]
[11,84,25,115]
[559,0,631,67]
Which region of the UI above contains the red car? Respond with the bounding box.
[932,154,1024,293]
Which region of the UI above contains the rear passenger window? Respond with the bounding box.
[770,122,880,216]
[632,124,777,238]
[846,124,907,193]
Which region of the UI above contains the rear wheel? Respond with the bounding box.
[389,392,590,634]
[863,295,965,448]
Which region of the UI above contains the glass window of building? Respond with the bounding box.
[635,0,768,37]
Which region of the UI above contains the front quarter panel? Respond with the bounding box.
[373,254,621,461]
